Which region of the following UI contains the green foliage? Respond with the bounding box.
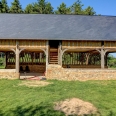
[1,0,9,13]
[0,53,5,68]
[107,54,116,68]
[0,0,96,15]
[0,1,2,13]
[45,2,53,14]
[71,0,84,14]
[24,4,34,14]
[37,0,47,13]
[84,6,96,15]
[70,0,96,15]
[9,0,23,13]
[55,0,96,15]
[30,0,53,14]
[55,2,71,14]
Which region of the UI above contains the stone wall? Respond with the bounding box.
[63,65,108,68]
[46,65,116,81]
[0,69,19,79]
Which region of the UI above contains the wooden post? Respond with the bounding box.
[16,41,19,73]
[96,47,109,69]
[46,41,49,70]
[60,43,63,67]
[101,48,105,69]
[96,47,105,69]
[40,53,42,63]
[58,43,60,65]
[60,51,63,66]
[61,48,68,67]
[32,52,34,65]
[5,52,7,68]
[58,42,62,65]
[86,53,90,65]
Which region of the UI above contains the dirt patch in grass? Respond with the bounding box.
[54,98,99,116]
[19,80,52,87]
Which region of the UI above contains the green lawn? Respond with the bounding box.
[0,80,116,116]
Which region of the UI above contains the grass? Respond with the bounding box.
[0,65,5,69]
[0,80,116,116]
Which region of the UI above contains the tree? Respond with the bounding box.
[25,4,34,14]
[32,3,39,13]
[107,54,116,68]
[9,0,23,13]
[71,0,83,15]
[70,0,96,15]
[0,1,2,13]
[1,0,9,13]
[55,2,71,14]
[37,0,46,13]
[44,2,53,14]
[84,6,96,15]
[32,0,53,14]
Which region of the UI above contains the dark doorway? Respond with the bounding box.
[49,40,60,48]
[49,40,61,64]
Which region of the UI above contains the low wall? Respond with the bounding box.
[20,65,46,73]
[6,65,46,73]
[63,65,108,68]
[0,69,19,79]
[6,65,15,69]
[46,65,116,81]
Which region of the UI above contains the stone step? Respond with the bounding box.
[50,49,58,52]
[49,51,58,64]
[50,56,58,58]
[50,59,58,61]
[49,62,58,64]
[50,53,58,55]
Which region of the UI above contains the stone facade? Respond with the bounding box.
[63,65,108,68]
[46,65,116,81]
[1,65,116,80]
[0,69,19,79]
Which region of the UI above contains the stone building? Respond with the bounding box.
[0,14,116,80]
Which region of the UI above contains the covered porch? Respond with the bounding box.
[46,40,116,80]
[0,40,48,79]
[58,40,116,69]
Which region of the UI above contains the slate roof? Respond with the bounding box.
[0,14,116,41]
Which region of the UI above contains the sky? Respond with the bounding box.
[7,0,116,16]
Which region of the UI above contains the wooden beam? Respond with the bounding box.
[5,52,7,68]
[61,48,68,67]
[96,47,110,69]
[16,41,19,73]
[101,48,104,69]
[86,53,90,65]
[46,41,49,71]
[58,42,62,65]
[96,48,105,69]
